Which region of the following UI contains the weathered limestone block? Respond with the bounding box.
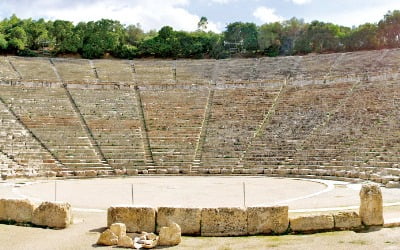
[167,168,180,174]
[84,170,97,177]
[290,214,334,232]
[201,207,247,236]
[118,235,134,248]
[386,181,400,188]
[74,170,85,177]
[126,169,139,176]
[208,168,221,174]
[110,223,126,238]
[247,206,289,235]
[97,229,118,246]
[0,199,35,223]
[158,222,181,246]
[157,207,201,235]
[107,206,156,233]
[32,202,72,228]
[333,211,362,230]
[221,168,233,175]
[359,184,384,226]
[156,169,168,174]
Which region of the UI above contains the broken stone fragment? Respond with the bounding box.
[158,222,182,246]
[110,222,127,238]
[118,235,134,248]
[97,229,118,246]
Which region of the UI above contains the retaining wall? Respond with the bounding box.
[0,199,72,229]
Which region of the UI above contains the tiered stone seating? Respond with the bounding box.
[216,59,260,84]
[134,60,175,85]
[293,53,338,83]
[0,86,106,170]
[0,57,19,80]
[0,95,59,171]
[140,89,208,170]
[329,51,380,79]
[8,57,59,82]
[68,88,146,169]
[255,56,299,83]
[175,59,215,85]
[52,58,97,83]
[379,49,400,75]
[243,82,356,173]
[92,59,133,83]
[201,87,281,172]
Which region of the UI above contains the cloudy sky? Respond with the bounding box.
[0,0,398,32]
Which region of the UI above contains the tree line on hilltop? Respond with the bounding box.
[0,10,399,59]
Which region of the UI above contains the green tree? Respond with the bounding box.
[23,18,50,50]
[51,20,82,54]
[198,16,208,31]
[344,23,379,51]
[79,19,125,58]
[125,24,144,45]
[378,10,400,48]
[258,22,282,56]
[224,22,258,51]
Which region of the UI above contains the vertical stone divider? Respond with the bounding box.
[130,61,155,170]
[49,58,63,82]
[236,77,288,169]
[191,61,218,173]
[359,183,384,226]
[62,84,111,169]
[0,95,65,171]
[89,60,100,83]
[5,57,22,80]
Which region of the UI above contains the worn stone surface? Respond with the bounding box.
[110,223,126,238]
[247,206,289,235]
[333,211,362,230]
[118,235,134,248]
[386,181,400,189]
[359,184,384,226]
[290,214,334,232]
[107,206,156,233]
[157,207,201,235]
[97,229,118,246]
[158,223,182,246]
[0,199,36,223]
[32,202,72,228]
[201,207,247,236]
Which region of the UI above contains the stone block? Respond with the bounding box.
[359,184,384,226]
[107,206,156,233]
[110,223,126,238]
[97,229,118,246]
[32,202,72,228]
[201,207,247,236]
[126,169,139,176]
[156,169,168,174]
[85,170,98,177]
[290,214,334,232]
[156,207,201,235]
[247,206,289,235]
[0,199,36,223]
[158,222,181,246]
[333,211,362,230]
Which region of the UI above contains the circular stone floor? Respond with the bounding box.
[1,176,400,211]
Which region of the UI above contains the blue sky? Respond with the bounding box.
[0,0,399,32]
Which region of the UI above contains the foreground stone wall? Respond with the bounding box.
[0,199,72,229]
[105,184,384,236]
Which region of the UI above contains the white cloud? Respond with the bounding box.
[253,6,284,23]
[0,0,221,32]
[291,0,312,5]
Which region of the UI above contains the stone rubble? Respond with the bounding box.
[97,223,167,249]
